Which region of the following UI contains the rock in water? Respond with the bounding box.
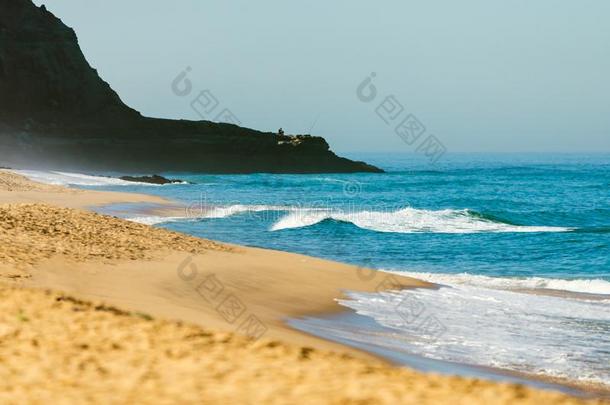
[119,175,184,185]
[0,0,382,174]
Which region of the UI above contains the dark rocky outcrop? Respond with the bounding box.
[0,0,382,173]
[119,175,185,185]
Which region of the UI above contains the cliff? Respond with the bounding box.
[0,0,382,173]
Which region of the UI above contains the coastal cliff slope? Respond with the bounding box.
[0,0,381,173]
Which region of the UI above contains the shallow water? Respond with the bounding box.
[16,152,610,387]
[289,312,587,396]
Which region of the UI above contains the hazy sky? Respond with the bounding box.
[34,0,610,153]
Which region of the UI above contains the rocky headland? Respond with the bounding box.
[0,0,382,173]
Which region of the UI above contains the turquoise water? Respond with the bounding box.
[106,153,609,284]
[15,153,610,387]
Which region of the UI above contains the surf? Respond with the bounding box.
[9,170,157,186]
[269,207,572,234]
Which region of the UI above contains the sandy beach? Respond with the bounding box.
[0,170,607,404]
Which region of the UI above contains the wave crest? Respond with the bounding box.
[127,205,571,234]
[270,207,571,234]
[390,271,610,295]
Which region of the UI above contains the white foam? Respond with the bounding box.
[390,271,610,296]
[126,216,189,225]
[183,204,330,220]
[201,204,291,218]
[270,207,571,234]
[125,204,305,225]
[10,170,166,186]
[124,204,572,235]
[337,280,610,386]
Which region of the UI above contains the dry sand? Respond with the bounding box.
[0,202,429,359]
[2,283,604,405]
[0,170,607,404]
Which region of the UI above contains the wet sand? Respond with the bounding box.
[0,170,607,404]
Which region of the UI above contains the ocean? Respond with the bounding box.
[14,152,610,388]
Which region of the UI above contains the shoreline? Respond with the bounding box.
[291,311,610,399]
[88,188,610,397]
[1,170,608,403]
[68,198,610,396]
[0,170,433,363]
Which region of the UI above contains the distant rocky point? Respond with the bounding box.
[119,175,185,185]
[0,0,382,174]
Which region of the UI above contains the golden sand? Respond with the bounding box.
[0,170,607,404]
[2,203,430,360]
[0,203,229,269]
[1,283,605,405]
[0,170,69,192]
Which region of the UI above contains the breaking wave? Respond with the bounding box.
[269,207,572,234]
[390,271,610,296]
[336,278,610,387]
[125,204,572,234]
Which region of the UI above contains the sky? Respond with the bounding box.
[34,0,610,154]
